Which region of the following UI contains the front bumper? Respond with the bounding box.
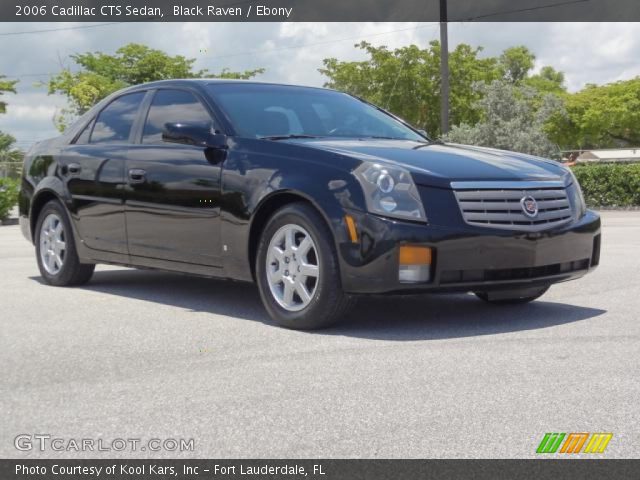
[339,209,601,294]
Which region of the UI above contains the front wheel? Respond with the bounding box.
[256,203,353,329]
[35,200,95,286]
[474,285,550,305]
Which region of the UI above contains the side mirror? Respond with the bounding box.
[418,129,428,137]
[162,123,227,149]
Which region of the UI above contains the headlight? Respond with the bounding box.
[566,167,587,218]
[354,162,426,221]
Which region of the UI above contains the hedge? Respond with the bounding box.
[572,163,640,208]
[0,177,19,221]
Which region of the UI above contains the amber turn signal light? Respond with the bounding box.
[399,245,432,283]
[344,215,359,243]
[399,245,432,265]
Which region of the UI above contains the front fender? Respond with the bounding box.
[220,139,367,282]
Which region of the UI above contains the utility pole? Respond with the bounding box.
[439,0,449,135]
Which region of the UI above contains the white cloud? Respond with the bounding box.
[0,22,638,148]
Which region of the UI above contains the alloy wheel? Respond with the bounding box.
[39,213,66,275]
[265,224,320,312]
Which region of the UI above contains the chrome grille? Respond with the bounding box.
[452,181,572,232]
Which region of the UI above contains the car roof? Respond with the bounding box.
[62,79,346,142]
[123,78,337,93]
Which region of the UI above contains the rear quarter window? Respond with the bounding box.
[90,92,145,144]
[73,118,94,144]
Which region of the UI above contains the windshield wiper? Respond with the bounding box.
[259,134,322,141]
[369,136,399,140]
[359,135,435,142]
[357,135,405,140]
[413,139,444,149]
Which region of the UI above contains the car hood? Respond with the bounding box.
[290,138,569,188]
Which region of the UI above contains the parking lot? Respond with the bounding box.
[1,211,638,458]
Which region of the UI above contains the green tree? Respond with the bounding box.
[0,131,17,151]
[0,177,20,221]
[547,77,640,148]
[525,66,566,95]
[320,41,501,136]
[0,132,23,178]
[0,75,18,114]
[444,80,563,159]
[0,79,23,179]
[48,43,265,130]
[499,46,536,84]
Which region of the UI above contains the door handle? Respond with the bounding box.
[128,168,147,184]
[67,163,81,174]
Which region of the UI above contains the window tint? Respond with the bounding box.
[90,92,145,144]
[142,90,213,144]
[264,106,303,134]
[74,118,94,144]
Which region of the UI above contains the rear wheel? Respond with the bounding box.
[474,285,550,304]
[256,203,353,329]
[35,200,95,286]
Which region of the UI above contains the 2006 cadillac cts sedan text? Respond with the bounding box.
[19,80,601,329]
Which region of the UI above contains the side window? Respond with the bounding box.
[90,92,145,144]
[74,118,94,144]
[142,89,213,144]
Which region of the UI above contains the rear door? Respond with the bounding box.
[63,91,146,254]
[124,88,223,267]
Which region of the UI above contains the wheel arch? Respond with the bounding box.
[29,190,65,244]
[247,190,337,281]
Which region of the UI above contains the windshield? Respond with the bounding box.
[206,83,426,141]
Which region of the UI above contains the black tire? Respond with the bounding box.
[474,285,550,304]
[256,202,353,329]
[35,199,95,286]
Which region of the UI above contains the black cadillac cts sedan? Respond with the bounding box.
[19,80,601,329]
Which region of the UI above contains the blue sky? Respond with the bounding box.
[0,22,638,149]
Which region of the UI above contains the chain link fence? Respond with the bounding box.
[0,162,21,221]
[0,161,22,179]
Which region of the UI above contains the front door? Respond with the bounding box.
[124,88,223,267]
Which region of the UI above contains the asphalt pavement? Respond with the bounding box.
[1,211,638,458]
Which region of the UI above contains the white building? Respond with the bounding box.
[577,149,640,164]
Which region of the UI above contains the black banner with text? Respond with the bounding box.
[2,0,640,22]
[2,459,640,480]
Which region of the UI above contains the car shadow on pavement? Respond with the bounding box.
[333,294,606,341]
[31,268,606,341]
